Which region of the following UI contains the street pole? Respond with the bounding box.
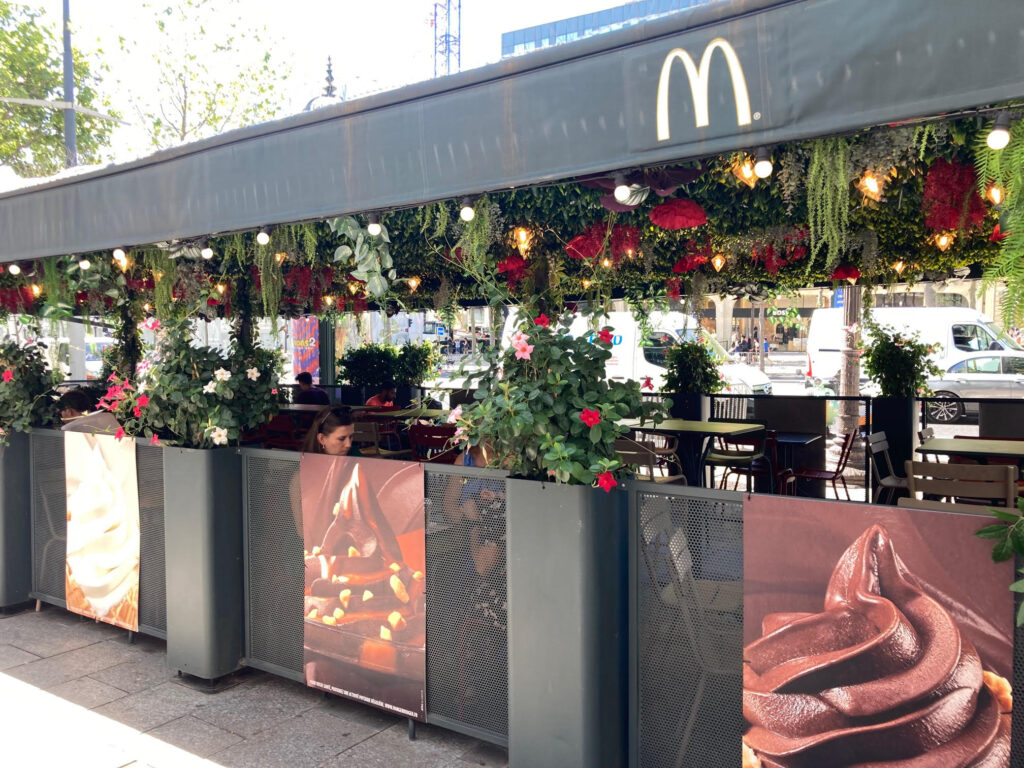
[62,0,77,167]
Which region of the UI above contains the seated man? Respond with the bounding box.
[294,371,330,406]
[365,381,397,408]
[59,389,121,435]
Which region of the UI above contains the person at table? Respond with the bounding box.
[301,406,362,457]
[294,371,330,406]
[365,380,397,408]
[58,389,121,435]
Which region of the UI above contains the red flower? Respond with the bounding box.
[610,224,640,260]
[580,408,601,427]
[1,370,12,383]
[271,388,278,395]
[990,223,1010,242]
[114,427,125,441]
[496,254,529,289]
[136,394,150,408]
[672,254,708,273]
[923,159,986,232]
[641,377,654,391]
[649,198,707,230]
[596,472,617,493]
[597,328,614,344]
[666,278,682,301]
[534,314,550,327]
[565,229,603,261]
[133,407,142,418]
[830,265,861,282]
[149,435,161,446]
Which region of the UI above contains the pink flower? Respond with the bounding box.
[133,407,142,418]
[580,409,601,427]
[514,343,534,360]
[136,394,150,408]
[534,314,550,327]
[150,435,160,446]
[510,331,529,348]
[114,427,125,441]
[641,377,653,391]
[107,372,119,382]
[1,370,11,383]
[447,405,463,424]
[271,388,278,395]
[596,472,617,492]
[597,329,614,344]
[454,426,468,443]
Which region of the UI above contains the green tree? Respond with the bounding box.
[121,0,290,149]
[0,1,114,176]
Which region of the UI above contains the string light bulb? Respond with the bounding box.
[515,227,532,256]
[731,157,757,188]
[987,184,1004,205]
[934,232,954,251]
[582,278,592,289]
[112,247,126,261]
[892,260,905,275]
[256,228,271,246]
[324,295,334,306]
[601,257,612,268]
[7,263,20,275]
[348,282,359,295]
[78,258,91,270]
[459,197,475,222]
[31,284,41,296]
[407,276,421,292]
[857,171,884,201]
[753,146,773,179]
[274,252,286,264]
[200,240,214,259]
[613,173,631,203]
[366,213,382,237]
[987,112,1011,151]
[711,253,727,272]
[143,302,151,312]
[216,283,226,294]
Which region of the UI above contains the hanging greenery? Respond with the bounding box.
[254,245,283,318]
[144,249,176,318]
[806,136,851,273]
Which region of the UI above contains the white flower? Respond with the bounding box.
[203,381,217,394]
[246,367,259,381]
[214,368,231,382]
[209,427,228,446]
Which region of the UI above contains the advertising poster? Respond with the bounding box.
[64,432,141,632]
[300,454,426,720]
[291,316,320,381]
[742,496,1013,767]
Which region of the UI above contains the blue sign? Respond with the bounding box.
[833,290,844,309]
[436,325,446,337]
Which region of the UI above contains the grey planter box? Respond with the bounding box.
[506,479,627,768]
[163,447,244,680]
[0,432,31,608]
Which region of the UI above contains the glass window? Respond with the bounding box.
[947,361,967,374]
[965,357,1001,373]
[1004,357,1024,375]
[952,324,998,352]
[643,332,673,367]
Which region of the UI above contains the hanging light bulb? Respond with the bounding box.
[199,239,214,259]
[31,284,41,297]
[324,295,334,306]
[731,157,758,188]
[78,258,91,270]
[515,227,532,256]
[601,257,612,268]
[987,112,1011,151]
[582,278,592,289]
[857,171,884,201]
[274,252,287,264]
[216,283,226,295]
[348,282,359,295]
[112,248,126,261]
[934,232,954,251]
[407,276,421,292]
[625,248,635,259]
[7,263,20,275]
[711,253,727,272]
[613,173,631,203]
[459,197,475,222]
[987,184,1004,205]
[753,147,773,178]
[366,212,382,237]
[143,302,151,312]
[256,228,271,246]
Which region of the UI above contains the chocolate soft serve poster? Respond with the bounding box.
[300,455,426,719]
[743,496,1013,767]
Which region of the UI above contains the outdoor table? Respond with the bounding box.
[774,432,823,468]
[623,419,763,487]
[917,437,1024,468]
[279,403,375,412]
[366,407,449,421]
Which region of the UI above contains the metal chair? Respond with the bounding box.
[900,460,1017,512]
[722,430,796,495]
[408,424,460,464]
[703,431,765,493]
[793,432,857,500]
[615,438,686,484]
[866,431,908,505]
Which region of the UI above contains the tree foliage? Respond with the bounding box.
[0,1,114,175]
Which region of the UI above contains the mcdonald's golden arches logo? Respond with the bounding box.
[656,37,752,142]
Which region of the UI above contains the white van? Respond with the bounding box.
[503,310,772,394]
[805,307,1022,388]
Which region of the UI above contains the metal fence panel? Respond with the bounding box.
[30,431,66,606]
[136,444,167,638]
[630,481,744,768]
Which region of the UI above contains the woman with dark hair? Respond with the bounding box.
[301,405,361,456]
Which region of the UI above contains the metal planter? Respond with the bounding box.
[0,432,31,608]
[506,479,627,768]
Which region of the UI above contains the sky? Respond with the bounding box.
[30,0,625,163]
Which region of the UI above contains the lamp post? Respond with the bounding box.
[62,0,76,167]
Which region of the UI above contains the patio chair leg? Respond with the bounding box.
[840,476,850,501]
[872,485,882,504]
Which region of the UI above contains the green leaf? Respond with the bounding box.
[1008,580,1024,592]
[990,508,1021,523]
[992,537,1015,562]
[975,524,1009,539]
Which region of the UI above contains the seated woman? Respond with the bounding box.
[301,405,362,457]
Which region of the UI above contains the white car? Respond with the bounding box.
[925,351,1024,423]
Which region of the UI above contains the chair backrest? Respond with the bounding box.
[896,497,1003,515]
[918,427,934,442]
[866,431,896,481]
[631,429,678,454]
[615,438,660,480]
[351,420,379,447]
[904,460,1017,507]
[408,424,459,463]
[833,432,857,473]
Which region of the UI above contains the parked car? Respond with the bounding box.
[925,351,1024,423]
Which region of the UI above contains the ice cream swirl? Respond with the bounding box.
[743,525,1010,767]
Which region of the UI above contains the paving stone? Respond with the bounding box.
[147,714,243,757]
[321,722,478,768]
[0,642,40,669]
[192,674,322,738]
[5,637,144,688]
[0,609,123,657]
[452,741,510,767]
[93,681,210,732]
[49,676,128,708]
[318,693,403,731]
[210,708,379,768]
[90,653,176,694]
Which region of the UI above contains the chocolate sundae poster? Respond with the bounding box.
[64,432,141,632]
[300,454,426,720]
[742,496,1013,767]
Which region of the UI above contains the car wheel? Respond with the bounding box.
[928,392,963,424]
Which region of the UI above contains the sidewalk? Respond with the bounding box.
[0,607,507,768]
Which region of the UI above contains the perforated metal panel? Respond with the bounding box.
[136,444,167,637]
[633,484,743,768]
[30,431,66,605]
[243,451,304,680]
[424,465,508,743]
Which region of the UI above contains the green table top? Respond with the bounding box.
[624,419,763,436]
[367,407,449,421]
[917,437,1024,459]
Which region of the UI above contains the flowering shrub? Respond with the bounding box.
[860,321,942,397]
[663,337,726,395]
[101,319,281,448]
[0,339,57,441]
[453,313,667,489]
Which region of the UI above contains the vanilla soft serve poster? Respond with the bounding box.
[64,432,141,632]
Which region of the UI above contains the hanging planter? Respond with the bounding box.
[649,198,707,230]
